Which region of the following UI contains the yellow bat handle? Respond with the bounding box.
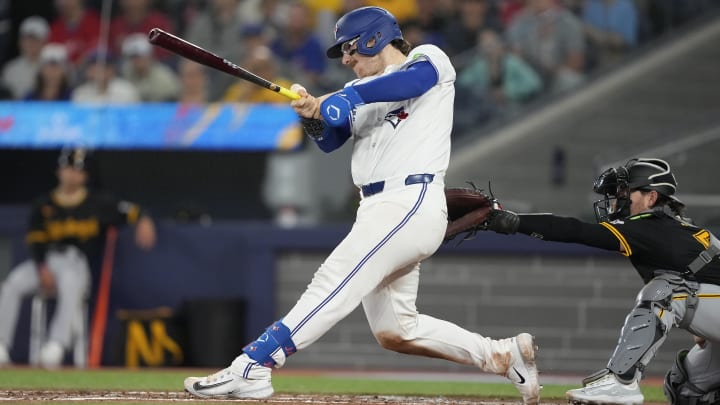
[277,86,301,100]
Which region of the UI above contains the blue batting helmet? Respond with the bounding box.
[326,7,403,59]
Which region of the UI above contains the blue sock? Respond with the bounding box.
[242,321,296,367]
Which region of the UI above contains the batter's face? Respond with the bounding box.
[341,39,385,78]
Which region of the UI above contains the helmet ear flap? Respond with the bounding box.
[365,33,378,50]
[326,7,402,58]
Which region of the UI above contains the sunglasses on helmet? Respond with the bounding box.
[341,37,360,56]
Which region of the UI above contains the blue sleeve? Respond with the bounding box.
[314,124,351,153]
[352,60,438,103]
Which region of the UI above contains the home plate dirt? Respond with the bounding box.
[0,390,567,404]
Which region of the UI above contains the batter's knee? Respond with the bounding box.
[374,331,412,353]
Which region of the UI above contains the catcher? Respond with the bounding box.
[453,158,720,405]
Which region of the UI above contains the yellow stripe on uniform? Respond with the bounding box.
[674,294,720,300]
[25,230,48,244]
[599,222,632,256]
[127,205,140,224]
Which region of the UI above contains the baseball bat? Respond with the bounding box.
[147,28,300,100]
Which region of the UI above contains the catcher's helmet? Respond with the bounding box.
[326,6,403,59]
[592,158,678,222]
[58,147,92,170]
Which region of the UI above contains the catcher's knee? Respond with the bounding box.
[664,349,720,405]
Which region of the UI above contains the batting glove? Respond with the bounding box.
[320,86,364,128]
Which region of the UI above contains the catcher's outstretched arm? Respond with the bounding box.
[511,213,620,251]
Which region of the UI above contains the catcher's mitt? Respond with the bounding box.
[444,185,498,242]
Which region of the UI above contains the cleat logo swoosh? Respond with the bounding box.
[513,367,526,384]
[193,379,232,391]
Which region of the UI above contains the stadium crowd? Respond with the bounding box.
[1,0,718,137]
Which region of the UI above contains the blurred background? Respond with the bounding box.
[0,0,719,379]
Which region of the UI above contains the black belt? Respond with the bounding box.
[360,174,435,197]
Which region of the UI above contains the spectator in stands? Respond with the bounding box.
[303,0,342,49]
[400,19,443,48]
[455,28,542,130]
[109,0,175,63]
[237,23,272,54]
[184,0,244,99]
[120,33,179,102]
[0,0,10,65]
[442,0,503,57]
[270,1,327,93]
[365,0,419,23]
[414,0,454,38]
[506,0,586,93]
[498,0,525,27]
[630,0,709,42]
[24,44,74,101]
[237,0,285,37]
[49,0,101,65]
[339,0,364,12]
[1,16,50,99]
[0,148,156,368]
[176,59,209,104]
[582,0,639,69]
[72,49,140,103]
[221,46,292,103]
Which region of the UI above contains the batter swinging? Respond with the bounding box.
[184,7,539,404]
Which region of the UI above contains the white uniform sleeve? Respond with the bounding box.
[403,44,456,84]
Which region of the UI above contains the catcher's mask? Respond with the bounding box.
[592,158,678,222]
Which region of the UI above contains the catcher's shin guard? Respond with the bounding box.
[607,277,674,378]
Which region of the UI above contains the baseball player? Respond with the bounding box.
[184,6,540,404]
[0,148,156,368]
[482,158,720,405]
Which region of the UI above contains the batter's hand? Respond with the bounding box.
[134,216,156,251]
[320,87,364,128]
[290,84,321,119]
[38,263,56,296]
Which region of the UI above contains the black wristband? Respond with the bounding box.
[301,117,325,140]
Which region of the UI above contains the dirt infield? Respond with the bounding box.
[0,390,565,404]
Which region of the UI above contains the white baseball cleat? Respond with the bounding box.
[507,333,540,405]
[0,344,10,367]
[39,341,64,369]
[184,354,273,399]
[566,371,644,405]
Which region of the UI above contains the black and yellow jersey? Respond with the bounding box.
[517,209,720,285]
[25,188,143,264]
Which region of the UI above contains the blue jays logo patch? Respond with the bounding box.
[384,107,409,128]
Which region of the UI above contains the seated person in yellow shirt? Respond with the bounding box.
[221,46,293,104]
